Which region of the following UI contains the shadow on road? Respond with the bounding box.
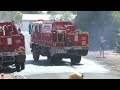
[95,57,101,58]
[25,59,83,66]
[0,59,83,74]
[95,56,106,58]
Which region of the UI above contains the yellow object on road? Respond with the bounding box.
[69,73,83,79]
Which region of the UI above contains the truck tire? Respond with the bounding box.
[47,52,51,60]
[71,56,81,65]
[32,46,40,61]
[33,51,39,61]
[83,50,88,56]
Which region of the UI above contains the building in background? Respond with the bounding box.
[21,14,51,31]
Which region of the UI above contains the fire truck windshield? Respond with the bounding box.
[55,25,65,30]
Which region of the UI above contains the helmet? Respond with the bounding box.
[69,72,83,79]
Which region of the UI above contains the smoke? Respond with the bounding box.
[0,11,11,22]
[74,11,117,51]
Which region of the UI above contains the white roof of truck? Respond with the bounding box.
[22,14,51,21]
[22,14,76,21]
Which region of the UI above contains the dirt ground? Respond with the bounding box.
[83,50,120,74]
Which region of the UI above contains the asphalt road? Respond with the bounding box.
[12,54,120,79]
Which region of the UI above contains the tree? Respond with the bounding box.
[112,11,120,32]
[14,11,23,21]
[48,11,75,21]
[59,11,75,20]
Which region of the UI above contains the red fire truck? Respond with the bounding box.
[29,20,89,64]
[0,21,26,71]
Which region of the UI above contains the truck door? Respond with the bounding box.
[31,24,40,43]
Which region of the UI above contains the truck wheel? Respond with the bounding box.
[21,62,25,70]
[15,63,20,72]
[83,50,88,56]
[47,52,51,60]
[71,56,81,65]
[47,52,56,64]
[34,55,39,61]
[33,51,39,61]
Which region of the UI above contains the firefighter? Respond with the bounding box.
[69,72,83,79]
[67,38,72,47]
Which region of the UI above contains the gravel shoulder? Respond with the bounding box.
[83,50,120,74]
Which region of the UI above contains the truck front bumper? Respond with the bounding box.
[51,46,89,56]
[0,52,26,63]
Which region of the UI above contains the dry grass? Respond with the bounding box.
[104,51,120,60]
[116,64,120,71]
[104,51,120,72]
